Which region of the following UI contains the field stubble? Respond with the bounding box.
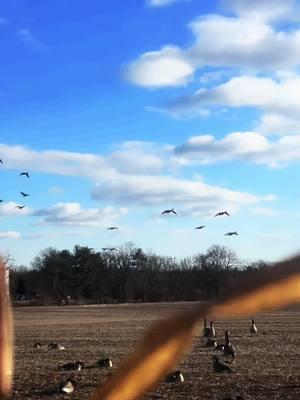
[12,303,300,400]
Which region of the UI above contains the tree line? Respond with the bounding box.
[9,243,269,305]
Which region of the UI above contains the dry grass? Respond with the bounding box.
[12,303,300,400]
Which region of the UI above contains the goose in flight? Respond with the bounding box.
[162,208,177,215]
[20,192,29,197]
[225,231,238,236]
[106,226,118,230]
[102,247,117,251]
[15,205,25,209]
[213,355,233,373]
[195,225,205,230]
[250,317,257,334]
[60,379,76,394]
[215,211,230,217]
[20,172,29,178]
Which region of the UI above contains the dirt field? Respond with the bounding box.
[12,303,300,400]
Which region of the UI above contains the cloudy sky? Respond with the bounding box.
[0,0,299,266]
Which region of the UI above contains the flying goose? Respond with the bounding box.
[213,355,233,373]
[215,211,230,217]
[48,342,65,351]
[162,208,177,215]
[60,378,76,394]
[15,205,25,209]
[195,225,205,230]
[60,361,84,371]
[250,317,257,334]
[20,172,29,178]
[225,231,238,236]
[223,331,236,359]
[20,192,29,197]
[165,370,184,383]
[106,227,119,230]
[96,358,113,368]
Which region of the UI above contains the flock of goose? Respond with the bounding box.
[0,160,30,207]
[31,317,257,397]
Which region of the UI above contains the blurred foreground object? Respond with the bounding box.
[91,254,300,400]
[0,256,13,399]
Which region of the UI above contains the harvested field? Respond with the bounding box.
[12,303,300,400]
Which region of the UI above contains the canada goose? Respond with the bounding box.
[15,205,25,209]
[225,231,238,236]
[250,317,257,334]
[60,378,76,394]
[60,361,84,371]
[224,331,236,359]
[213,355,233,373]
[195,225,205,229]
[20,172,29,178]
[165,370,184,382]
[215,211,230,217]
[206,320,216,338]
[48,342,65,351]
[20,192,29,197]
[33,342,42,349]
[162,208,177,215]
[96,358,113,368]
[206,338,218,348]
[203,318,211,337]
[106,227,118,230]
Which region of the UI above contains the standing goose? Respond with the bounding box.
[162,208,177,215]
[250,317,257,334]
[60,378,76,394]
[215,211,230,217]
[223,331,236,359]
[213,355,233,373]
[20,172,30,178]
[225,231,238,236]
[165,370,184,383]
[202,318,210,337]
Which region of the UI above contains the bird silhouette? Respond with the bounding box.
[0,159,3,164]
[15,205,25,209]
[106,227,118,230]
[215,211,230,217]
[0,199,3,203]
[162,208,177,215]
[213,355,233,373]
[225,231,238,236]
[20,172,29,178]
[20,192,29,197]
[195,225,205,229]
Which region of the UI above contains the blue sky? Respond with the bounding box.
[1,0,300,266]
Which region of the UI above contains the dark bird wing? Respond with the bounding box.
[0,159,3,164]
[171,210,177,215]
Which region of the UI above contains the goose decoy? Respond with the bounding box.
[96,358,113,368]
[60,378,76,394]
[20,172,29,178]
[215,211,230,217]
[162,208,177,215]
[213,355,233,373]
[33,342,42,349]
[223,331,236,359]
[165,370,184,383]
[195,225,205,229]
[225,231,238,236]
[20,192,29,197]
[250,317,257,334]
[106,227,118,230]
[60,361,84,371]
[48,342,65,350]
[15,205,25,209]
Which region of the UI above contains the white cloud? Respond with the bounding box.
[124,46,194,87]
[174,131,300,167]
[0,231,21,239]
[257,113,300,136]
[0,202,31,217]
[124,10,300,87]
[147,0,188,7]
[17,29,44,51]
[34,202,128,227]
[251,207,279,217]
